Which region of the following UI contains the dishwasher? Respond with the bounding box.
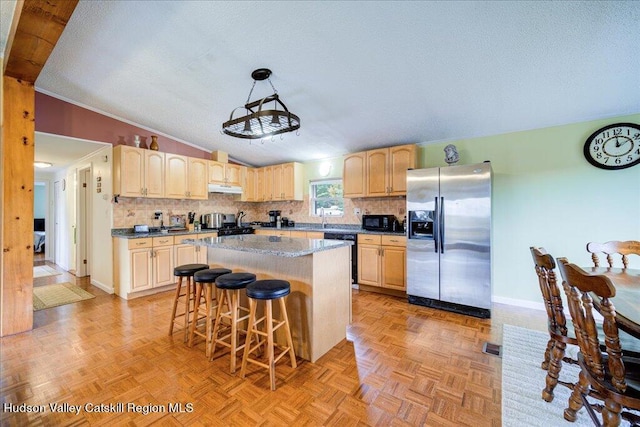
[323,232,357,284]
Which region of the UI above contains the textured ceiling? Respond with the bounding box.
[6,1,640,167]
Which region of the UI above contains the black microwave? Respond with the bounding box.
[362,214,396,231]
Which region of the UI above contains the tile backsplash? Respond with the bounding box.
[112,194,406,228]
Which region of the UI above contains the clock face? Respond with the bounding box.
[583,123,640,170]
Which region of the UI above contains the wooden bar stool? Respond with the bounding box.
[240,279,297,390]
[188,267,232,357]
[210,272,256,373]
[169,263,208,342]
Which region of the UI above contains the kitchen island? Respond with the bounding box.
[183,234,353,363]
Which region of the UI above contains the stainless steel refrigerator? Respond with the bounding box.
[406,162,492,318]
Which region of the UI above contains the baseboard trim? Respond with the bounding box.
[492,296,545,311]
[90,279,114,294]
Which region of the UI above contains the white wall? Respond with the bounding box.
[53,145,114,293]
[421,113,640,308]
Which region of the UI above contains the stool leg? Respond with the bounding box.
[210,289,230,361]
[266,299,276,390]
[229,289,239,374]
[188,282,203,347]
[279,298,297,369]
[169,276,183,336]
[182,277,193,343]
[205,285,214,358]
[240,298,257,379]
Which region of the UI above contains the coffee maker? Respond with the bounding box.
[268,210,281,226]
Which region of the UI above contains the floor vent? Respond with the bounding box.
[482,342,502,357]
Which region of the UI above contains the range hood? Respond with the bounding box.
[207,183,243,194]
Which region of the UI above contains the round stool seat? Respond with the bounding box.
[246,279,291,300]
[215,272,256,290]
[174,263,209,277]
[194,268,232,283]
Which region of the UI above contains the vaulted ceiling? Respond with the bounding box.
[3,1,640,167]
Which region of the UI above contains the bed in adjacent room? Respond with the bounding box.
[34,218,46,253]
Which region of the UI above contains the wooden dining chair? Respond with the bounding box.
[586,240,640,269]
[556,258,640,427]
[530,247,580,403]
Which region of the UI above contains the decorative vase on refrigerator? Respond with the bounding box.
[406,162,492,318]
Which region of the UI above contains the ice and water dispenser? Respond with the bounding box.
[408,210,435,240]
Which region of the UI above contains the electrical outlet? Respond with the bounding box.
[353,208,361,215]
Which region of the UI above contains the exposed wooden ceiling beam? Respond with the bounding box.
[3,0,78,83]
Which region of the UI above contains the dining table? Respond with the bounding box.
[585,267,640,340]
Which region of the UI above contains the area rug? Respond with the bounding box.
[33,265,62,278]
[502,324,638,426]
[33,282,95,311]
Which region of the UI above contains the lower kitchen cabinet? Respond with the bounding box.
[114,236,176,298]
[357,234,406,291]
[114,232,216,299]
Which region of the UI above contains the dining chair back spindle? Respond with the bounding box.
[556,258,640,427]
[586,240,640,269]
[530,247,579,403]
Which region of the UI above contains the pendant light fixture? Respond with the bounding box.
[222,68,300,139]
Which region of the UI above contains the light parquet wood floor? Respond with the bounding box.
[1,263,547,426]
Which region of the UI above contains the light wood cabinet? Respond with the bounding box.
[254,229,290,237]
[344,144,416,198]
[343,152,366,198]
[241,168,257,202]
[187,157,208,199]
[164,154,207,199]
[357,234,406,290]
[113,146,165,198]
[306,231,325,239]
[248,162,303,202]
[114,236,176,298]
[209,161,245,187]
[165,153,188,198]
[255,167,265,202]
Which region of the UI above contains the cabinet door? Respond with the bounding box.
[366,148,389,197]
[175,244,198,267]
[306,231,325,239]
[208,160,226,184]
[381,246,406,290]
[153,246,175,287]
[281,162,301,200]
[225,164,244,187]
[272,164,283,200]
[145,150,165,198]
[388,144,416,196]
[115,146,145,197]
[165,154,188,198]
[343,152,366,198]
[130,248,153,291]
[255,168,265,201]
[263,166,274,201]
[188,158,208,199]
[357,244,381,286]
[242,167,256,202]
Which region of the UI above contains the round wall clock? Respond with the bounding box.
[583,122,640,170]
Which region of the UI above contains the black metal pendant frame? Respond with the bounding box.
[222,93,300,139]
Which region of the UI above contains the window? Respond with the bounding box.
[310,179,344,217]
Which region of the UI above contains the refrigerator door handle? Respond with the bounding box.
[440,196,445,253]
[434,197,439,253]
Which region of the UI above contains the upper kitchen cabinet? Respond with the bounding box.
[255,162,303,202]
[274,162,303,201]
[113,146,164,198]
[240,167,257,202]
[208,161,245,187]
[344,144,416,198]
[343,152,366,198]
[165,154,208,199]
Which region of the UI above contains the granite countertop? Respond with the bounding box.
[112,224,406,239]
[183,234,352,258]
